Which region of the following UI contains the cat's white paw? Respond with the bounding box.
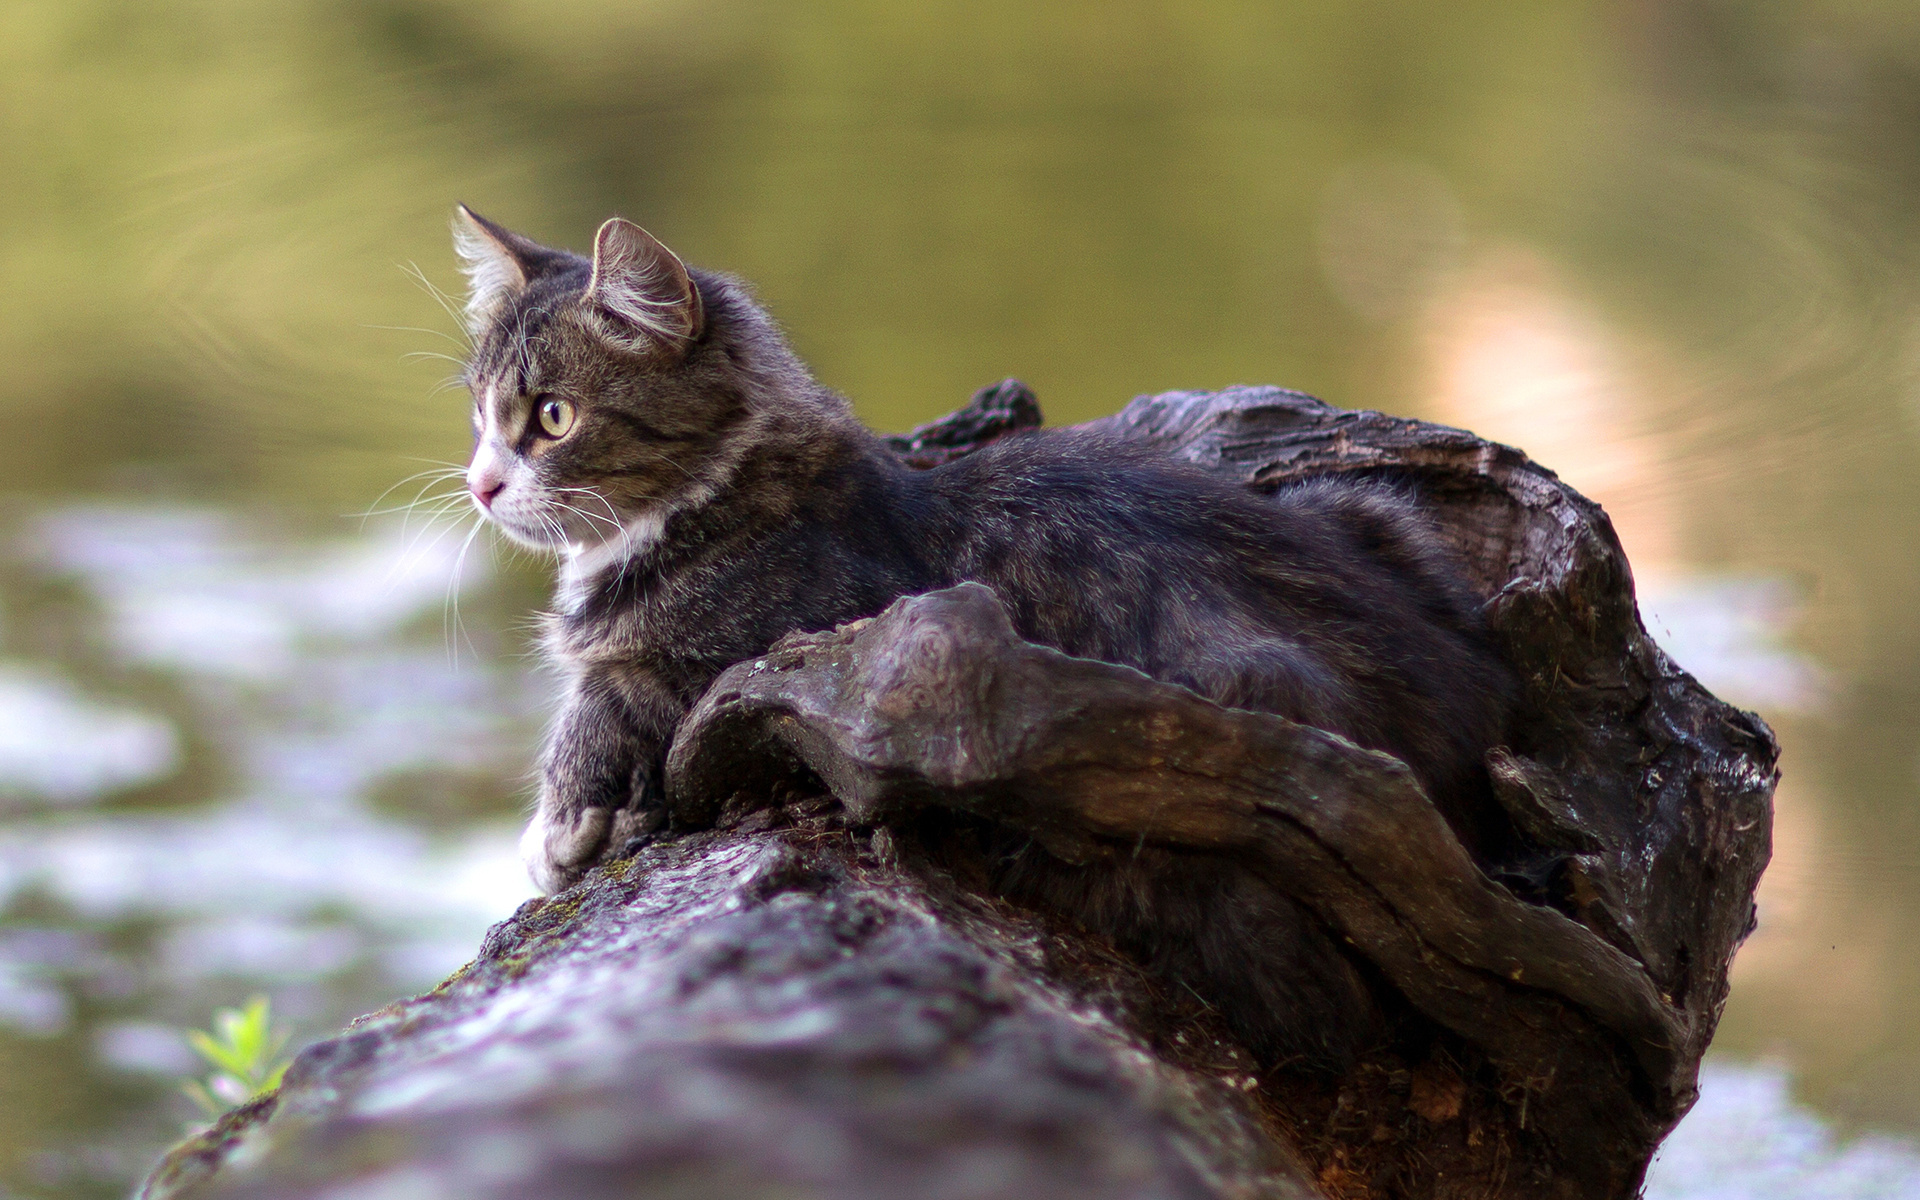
[519,804,612,894]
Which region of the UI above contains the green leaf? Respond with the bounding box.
[186,1027,252,1078]
[178,994,294,1118]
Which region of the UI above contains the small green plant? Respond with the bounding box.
[180,995,292,1119]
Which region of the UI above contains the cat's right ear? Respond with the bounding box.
[585,218,704,356]
[451,206,551,336]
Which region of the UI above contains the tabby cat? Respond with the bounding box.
[452,208,1514,1068]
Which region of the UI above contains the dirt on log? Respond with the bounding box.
[140,384,1776,1200]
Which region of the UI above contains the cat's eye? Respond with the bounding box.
[535,397,576,439]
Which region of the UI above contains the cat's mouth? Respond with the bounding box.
[478,493,576,554]
[483,490,667,574]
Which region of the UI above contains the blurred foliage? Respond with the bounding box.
[5,0,1918,506]
[0,0,1603,507]
[0,0,729,510]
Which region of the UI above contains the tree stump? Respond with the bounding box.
[140,384,1775,1200]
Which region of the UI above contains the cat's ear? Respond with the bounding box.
[585,218,704,355]
[451,206,553,335]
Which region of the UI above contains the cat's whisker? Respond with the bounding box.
[364,322,469,348]
[577,514,627,546]
[354,469,470,528]
[548,498,623,539]
[377,470,467,494]
[389,484,471,542]
[442,512,489,668]
[554,485,621,512]
[552,512,619,547]
[561,487,644,586]
[398,491,486,572]
[375,500,470,600]
[399,261,473,349]
[439,506,506,664]
[402,350,470,368]
[547,489,645,580]
[543,511,580,551]
[364,466,466,496]
[407,499,478,539]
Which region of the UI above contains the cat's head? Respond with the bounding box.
[451,208,818,561]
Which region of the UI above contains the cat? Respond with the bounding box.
[450,207,1516,1069]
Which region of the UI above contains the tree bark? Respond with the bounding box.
[141,384,1775,1200]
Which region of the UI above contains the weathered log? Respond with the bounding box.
[140,384,1775,1200]
[143,828,1316,1200]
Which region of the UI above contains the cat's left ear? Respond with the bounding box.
[452,206,560,336]
[585,218,704,355]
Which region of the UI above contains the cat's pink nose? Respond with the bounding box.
[467,447,507,509]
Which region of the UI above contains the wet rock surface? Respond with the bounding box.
[141,385,1776,1200]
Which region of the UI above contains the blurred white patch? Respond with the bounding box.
[96,1020,198,1075]
[0,813,533,991]
[1638,575,1832,716]
[0,504,542,996]
[380,935,484,988]
[158,916,363,984]
[0,667,178,805]
[27,507,489,679]
[0,961,69,1036]
[1647,1061,1920,1199]
[1317,159,1465,322]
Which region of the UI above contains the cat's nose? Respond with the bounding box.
[467,447,507,509]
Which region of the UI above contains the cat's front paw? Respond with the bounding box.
[519,803,613,894]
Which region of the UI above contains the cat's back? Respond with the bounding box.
[916,426,1481,626]
[912,426,1511,818]
[913,427,1302,573]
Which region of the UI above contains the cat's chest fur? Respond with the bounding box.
[540,448,940,703]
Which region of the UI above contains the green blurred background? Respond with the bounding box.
[5,1,1920,1195]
